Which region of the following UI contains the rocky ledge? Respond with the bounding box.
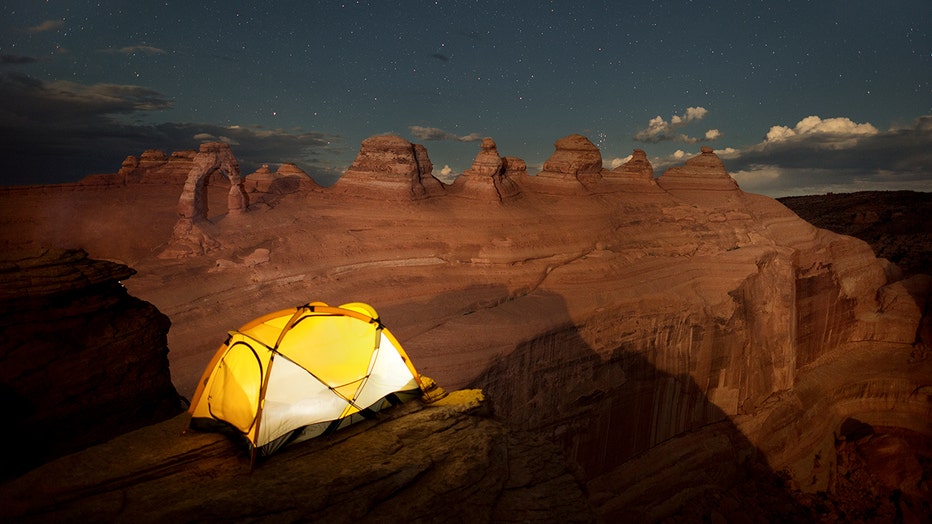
[0,390,597,523]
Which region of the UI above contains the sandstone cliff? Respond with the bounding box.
[0,136,928,520]
[0,248,182,480]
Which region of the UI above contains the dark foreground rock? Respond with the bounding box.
[779,190,932,276]
[0,390,597,523]
[0,248,182,480]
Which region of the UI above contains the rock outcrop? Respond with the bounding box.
[1,135,929,521]
[244,163,320,196]
[0,248,181,480]
[332,134,445,199]
[450,138,522,202]
[657,146,740,193]
[176,142,248,220]
[0,391,597,523]
[610,148,654,180]
[77,149,198,188]
[536,134,603,186]
[161,142,249,258]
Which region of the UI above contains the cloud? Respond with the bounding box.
[634,106,719,144]
[435,164,457,184]
[0,72,171,128]
[26,19,63,33]
[100,45,168,55]
[721,115,932,196]
[762,115,878,149]
[607,154,633,169]
[1,54,39,65]
[0,72,343,185]
[409,125,483,142]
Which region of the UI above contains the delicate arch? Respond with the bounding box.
[177,142,248,221]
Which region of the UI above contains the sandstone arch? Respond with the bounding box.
[160,142,248,258]
[177,142,248,221]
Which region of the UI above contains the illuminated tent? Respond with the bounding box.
[188,301,437,462]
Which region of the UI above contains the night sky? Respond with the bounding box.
[1,1,930,196]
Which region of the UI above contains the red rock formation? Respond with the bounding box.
[657,146,739,193]
[0,392,597,522]
[502,156,529,182]
[450,137,522,202]
[244,164,320,195]
[610,149,654,180]
[0,136,927,521]
[176,142,248,220]
[536,134,603,185]
[244,164,275,192]
[78,149,197,188]
[161,142,249,258]
[0,248,180,479]
[333,134,445,199]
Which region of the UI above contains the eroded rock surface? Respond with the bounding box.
[611,148,655,180]
[0,248,181,480]
[333,134,445,199]
[0,136,928,521]
[176,141,248,220]
[780,190,932,277]
[537,133,603,185]
[0,391,596,523]
[658,146,740,193]
[450,137,522,202]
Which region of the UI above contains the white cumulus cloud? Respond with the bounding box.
[763,116,879,148]
[719,114,932,197]
[635,106,716,144]
[434,164,457,184]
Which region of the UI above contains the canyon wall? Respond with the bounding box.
[0,135,928,519]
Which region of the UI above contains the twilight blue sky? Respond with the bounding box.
[1,0,930,196]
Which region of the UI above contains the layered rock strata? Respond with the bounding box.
[0,391,596,523]
[161,142,249,258]
[244,163,320,195]
[536,134,604,185]
[450,137,522,202]
[332,134,445,199]
[0,248,181,479]
[176,142,248,220]
[1,136,928,520]
[657,146,740,193]
[609,148,654,180]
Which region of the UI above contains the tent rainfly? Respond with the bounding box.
[188,301,440,462]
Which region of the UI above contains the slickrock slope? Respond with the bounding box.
[0,136,928,520]
[0,391,596,523]
[0,248,181,480]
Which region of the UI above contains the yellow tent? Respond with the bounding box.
[188,301,433,461]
